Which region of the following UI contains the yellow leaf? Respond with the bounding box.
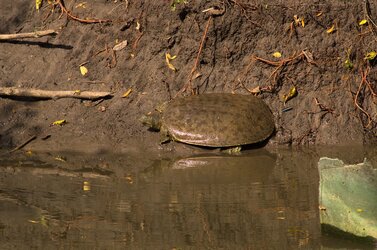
[293,15,300,25]
[359,19,368,26]
[51,119,66,126]
[365,51,377,60]
[74,90,81,95]
[80,66,88,76]
[356,208,363,213]
[54,156,66,162]
[316,12,323,17]
[83,181,91,191]
[36,0,42,10]
[301,18,305,27]
[122,88,132,98]
[344,59,353,69]
[272,52,282,58]
[326,25,335,34]
[165,53,177,71]
[283,86,298,104]
[125,175,133,184]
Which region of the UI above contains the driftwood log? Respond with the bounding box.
[0,29,57,40]
[0,87,112,100]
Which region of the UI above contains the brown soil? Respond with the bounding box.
[1,0,377,153]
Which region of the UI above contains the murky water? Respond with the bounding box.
[0,146,375,249]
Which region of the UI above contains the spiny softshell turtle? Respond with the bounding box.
[141,93,275,147]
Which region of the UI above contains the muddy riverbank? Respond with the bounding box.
[1,1,376,152]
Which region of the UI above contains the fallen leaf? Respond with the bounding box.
[74,90,81,95]
[80,66,88,76]
[365,51,377,61]
[345,59,353,69]
[250,86,261,94]
[192,72,202,80]
[171,0,188,11]
[316,12,323,17]
[356,208,363,212]
[125,175,133,184]
[359,19,368,26]
[302,49,314,64]
[83,181,91,191]
[75,2,87,8]
[293,15,300,25]
[54,156,66,162]
[165,53,177,71]
[326,25,335,34]
[122,88,132,98]
[136,21,140,31]
[283,86,297,104]
[36,0,42,10]
[272,52,282,58]
[301,18,305,27]
[51,120,66,126]
[113,40,128,51]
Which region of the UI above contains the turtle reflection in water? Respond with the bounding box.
[140,93,275,149]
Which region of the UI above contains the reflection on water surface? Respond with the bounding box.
[0,147,375,249]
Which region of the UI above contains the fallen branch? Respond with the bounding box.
[0,87,112,100]
[0,29,57,40]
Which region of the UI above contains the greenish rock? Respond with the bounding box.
[318,157,377,239]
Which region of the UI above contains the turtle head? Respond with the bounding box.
[140,113,162,131]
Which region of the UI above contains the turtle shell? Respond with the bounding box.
[161,93,274,147]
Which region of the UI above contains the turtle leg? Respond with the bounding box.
[222,146,242,155]
[159,127,171,144]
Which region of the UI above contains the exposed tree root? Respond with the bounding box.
[55,0,112,24]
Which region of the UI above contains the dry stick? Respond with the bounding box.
[0,87,112,100]
[0,30,57,40]
[56,0,111,24]
[8,135,37,153]
[177,16,212,96]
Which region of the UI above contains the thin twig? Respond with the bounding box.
[8,135,37,153]
[363,0,377,41]
[176,16,212,96]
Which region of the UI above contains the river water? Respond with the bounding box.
[0,146,375,249]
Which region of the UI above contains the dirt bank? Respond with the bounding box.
[0,0,376,152]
